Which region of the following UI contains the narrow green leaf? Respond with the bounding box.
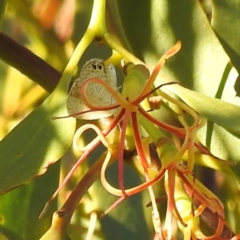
[93,164,151,240]
[0,85,75,194]
[111,0,240,162]
[0,162,60,240]
[0,0,6,30]
[0,0,99,193]
[170,84,240,134]
[114,0,230,96]
[212,0,240,73]
[169,84,240,161]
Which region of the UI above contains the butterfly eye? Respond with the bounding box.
[92,62,103,71]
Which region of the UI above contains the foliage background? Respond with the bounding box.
[0,0,239,239]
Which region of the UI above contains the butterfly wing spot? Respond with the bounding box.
[67,59,118,120]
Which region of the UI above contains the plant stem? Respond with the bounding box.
[104,32,144,64]
[89,0,107,36]
[0,33,61,92]
[53,151,116,230]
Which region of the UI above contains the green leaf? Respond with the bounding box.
[111,0,240,161]
[170,84,240,134]
[0,83,75,194]
[0,0,6,30]
[0,162,60,240]
[212,0,240,74]
[169,84,240,161]
[0,0,99,194]
[114,0,230,95]
[92,164,151,240]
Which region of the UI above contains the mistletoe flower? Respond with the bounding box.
[44,42,233,240]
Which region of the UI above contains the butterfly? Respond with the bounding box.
[67,59,118,120]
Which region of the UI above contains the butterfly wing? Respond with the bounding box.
[67,59,118,120]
